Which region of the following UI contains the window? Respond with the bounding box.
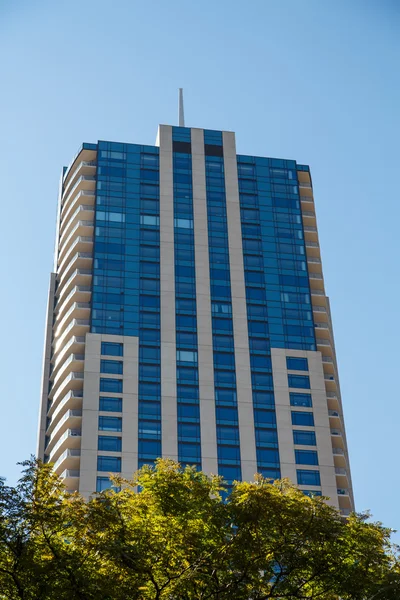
[293,431,316,446]
[139,401,161,419]
[140,214,159,226]
[99,416,122,432]
[288,375,310,389]
[178,404,200,422]
[290,393,312,407]
[178,423,200,441]
[99,397,122,412]
[139,440,161,457]
[97,456,121,472]
[178,442,201,462]
[101,342,123,357]
[100,378,123,393]
[100,360,123,375]
[176,350,198,363]
[219,465,241,484]
[218,445,240,464]
[215,389,237,404]
[139,420,161,439]
[174,217,193,229]
[96,476,120,493]
[297,470,321,486]
[139,382,161,399]
[291,412,314,426]
[256,448,280,465]
[302,490,322,497]
[98,436,122,452]
[254,410,276,426]
[295,450,318,465]
[216,407,238,424]
[286,357,308,371]
[177,385,199,401]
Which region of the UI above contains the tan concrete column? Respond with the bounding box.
[191,128,218,474]
[223,131,257,481]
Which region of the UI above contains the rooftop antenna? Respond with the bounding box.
[178,88,185,127]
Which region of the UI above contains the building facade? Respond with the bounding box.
[37,125,353,515]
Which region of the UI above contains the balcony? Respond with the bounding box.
[302,210,316,221]
[340,508,351,517]
[337,488,350,496]
[47,428,81,462]
[62,145,97,190]
[61,174,95,211]
[56,269,92,303]
[58,221,94,263]
[309,273,324,291]
[51,335,85,367]
[47,389,83,419]
[48,372,84,407]
[53,448,81,472]
[59,205,95,245]
[54,302,91,338]
[49,354,84,394]
[53,320,90,355]
[335,467,347,475]
[328,409,340,419]
[61,188,95,226]
[332,447,344,455]
[47,409,83,444]
[58,253,93,287]
[304,226,318,234]
[55,286,91,323]
[60,469,80,492]
[57,236,93,275]
[62,162,96,202]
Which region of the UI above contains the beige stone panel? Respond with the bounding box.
[191,127,217,474]
[159,125,177,459]
[223,130,257,480]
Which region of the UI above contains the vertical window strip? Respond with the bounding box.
[138,150,161,468]
[205,153,242,485]
[173,150,201,469]
[238,157,281,480]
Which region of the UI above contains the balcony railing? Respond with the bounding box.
[337,488,349,496]
[332,448,344,455]
[331,428,342,436]
[61,469,80,479]
[335,467,347,475]
[328,410,340,417]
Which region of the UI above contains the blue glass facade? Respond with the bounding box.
[89,129,319,485]
[172,126,201,469]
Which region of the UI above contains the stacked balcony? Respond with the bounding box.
[299,169,353,514]
[44,146,97,490]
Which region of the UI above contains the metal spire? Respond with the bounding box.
[178,88,185,127]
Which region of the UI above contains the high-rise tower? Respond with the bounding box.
[37,124,353,514]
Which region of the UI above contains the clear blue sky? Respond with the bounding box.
[1,0,399,535]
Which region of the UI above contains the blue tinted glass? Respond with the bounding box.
[101,342,123,356]
[288,375,310,389]
[98,436,122,451]
[297,470,321,486]
[286,357,309,371]
[100,378,123,393]
[100,360,123,375]
[295,450,318,465]
[291,411,314,426]
[97,456,121,472]
[293,431,316,446]
[99,397,122,412]
[98,416,122,432]
[290,393,312,407]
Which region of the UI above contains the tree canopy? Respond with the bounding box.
[0,458,398,599]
